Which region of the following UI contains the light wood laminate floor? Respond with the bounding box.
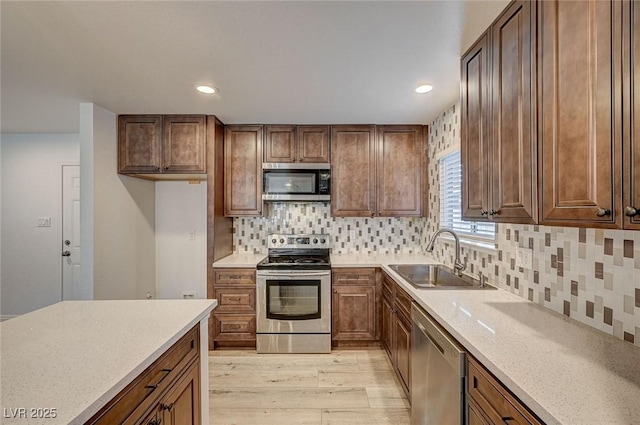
[209,349,410,425]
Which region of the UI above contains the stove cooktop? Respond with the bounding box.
[257,234,331,270]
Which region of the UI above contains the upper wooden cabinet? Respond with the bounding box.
[264,125,330,163]
[331,125,377,217]
[538,0,622,228]
[118,115,206,175]
[461,0,537,224]
[624,0,640,229]
[377,126,425,216]
[331,125,426,217]
[224,125,263,216]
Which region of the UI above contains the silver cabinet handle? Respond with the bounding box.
[595,207,611,217]
[62,251,71,257]
[624,206,638,217]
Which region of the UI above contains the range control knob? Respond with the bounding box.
[320,238,326,244]
[271,238,277,244]
[279,238,285,244]
[313,238,318,244]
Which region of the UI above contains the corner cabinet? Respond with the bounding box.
[118,115,206,175]
[224,125,263,217]
[461,0,537,224]
[264,125,330,163]
[331,268,380,347]
[331,125,426,218]
[538,0,622,228]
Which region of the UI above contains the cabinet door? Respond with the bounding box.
[163,116,206,173]
[332,285,376,341]
[224,125,263,216]
[161,361,201,425]
[381,295,394,360]
[491,1,537,223]
[461,32,491,221]
[331,125,376,217]
[118,115,162,173]
[539,0,622,227]
[377,125,425,217]
[624,1,640,229]
[298,126,330,163]
[394,313,411,398]
[264,125,296,163]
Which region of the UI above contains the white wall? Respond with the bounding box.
[155,181,207,299]
[0,133,79,317]
[80,103,156,300]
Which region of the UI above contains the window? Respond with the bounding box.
[439,150,495,243]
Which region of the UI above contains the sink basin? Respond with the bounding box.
[388,264,496,290]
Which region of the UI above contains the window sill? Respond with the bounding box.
[435,234,498,255]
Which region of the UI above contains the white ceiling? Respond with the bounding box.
[1,1,509,134]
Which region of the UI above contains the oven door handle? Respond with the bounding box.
[257,270,331,278]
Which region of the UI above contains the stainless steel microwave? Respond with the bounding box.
[262,163,330,202]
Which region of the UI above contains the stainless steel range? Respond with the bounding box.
[256,234,331,354]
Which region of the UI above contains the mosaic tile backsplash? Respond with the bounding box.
[234,103,640,348]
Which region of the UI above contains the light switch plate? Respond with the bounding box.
[37,217,51,227]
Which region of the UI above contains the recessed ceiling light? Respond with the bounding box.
[415,84,433,94]
[196,85,217,94]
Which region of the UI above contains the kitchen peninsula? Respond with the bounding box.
[0,299,216,425]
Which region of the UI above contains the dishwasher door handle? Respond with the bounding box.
[416,322,445,355]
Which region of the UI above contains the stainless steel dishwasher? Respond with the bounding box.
[411,303,466,425]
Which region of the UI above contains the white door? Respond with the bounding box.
[62,165,81,300]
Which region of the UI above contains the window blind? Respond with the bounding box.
[439,150,495,241]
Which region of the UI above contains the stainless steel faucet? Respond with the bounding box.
[425,228,466,276]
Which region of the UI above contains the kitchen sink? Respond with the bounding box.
[388,264,496,290]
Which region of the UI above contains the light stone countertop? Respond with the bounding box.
[335,254,640,425]
[212,253,266,268]
[0,299,217,425]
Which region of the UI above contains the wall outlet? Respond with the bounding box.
[188,230,196,240]
[516,247,533,270]
[37,217,51,227]
[183,292,196,299]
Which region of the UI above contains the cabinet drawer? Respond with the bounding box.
[88,325,200,425]
[213,287,255,313]
[333,268,376,285]
[214,269,256,286]
[213,314,256,341]
[395,286,412,319]
[467,357,541,425]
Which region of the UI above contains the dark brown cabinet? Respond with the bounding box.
[331,268,379,346]
[331,125,426,218]
[377,126,425,217]
[88,326,201,425]
[264,125,330,163]
[224,126,263,216]
[539,0,622,228]
[461,0,537,224]
[118,115,206,175]
[209,268,257,349]
[624,0,640,230]
[381,272,411,399]
[467,356,542,425]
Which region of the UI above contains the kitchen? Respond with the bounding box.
[3,0,640,423]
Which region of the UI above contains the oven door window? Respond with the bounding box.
[266,280,321,320]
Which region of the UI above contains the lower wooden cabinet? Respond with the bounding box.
[381,271,411,399]
[209,268,256,349]
[467,356,542,425]
[88,326,201,425]
[331,268,380,347]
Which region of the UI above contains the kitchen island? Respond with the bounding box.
[0,299,217,425]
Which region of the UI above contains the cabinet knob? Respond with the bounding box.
[163,166,169,170]
[149,419,162,425]
[161,403,174,412]
[480,210,488,216]
[595,207,611,217]
[624,206,638,217]
[489,209,499,216]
